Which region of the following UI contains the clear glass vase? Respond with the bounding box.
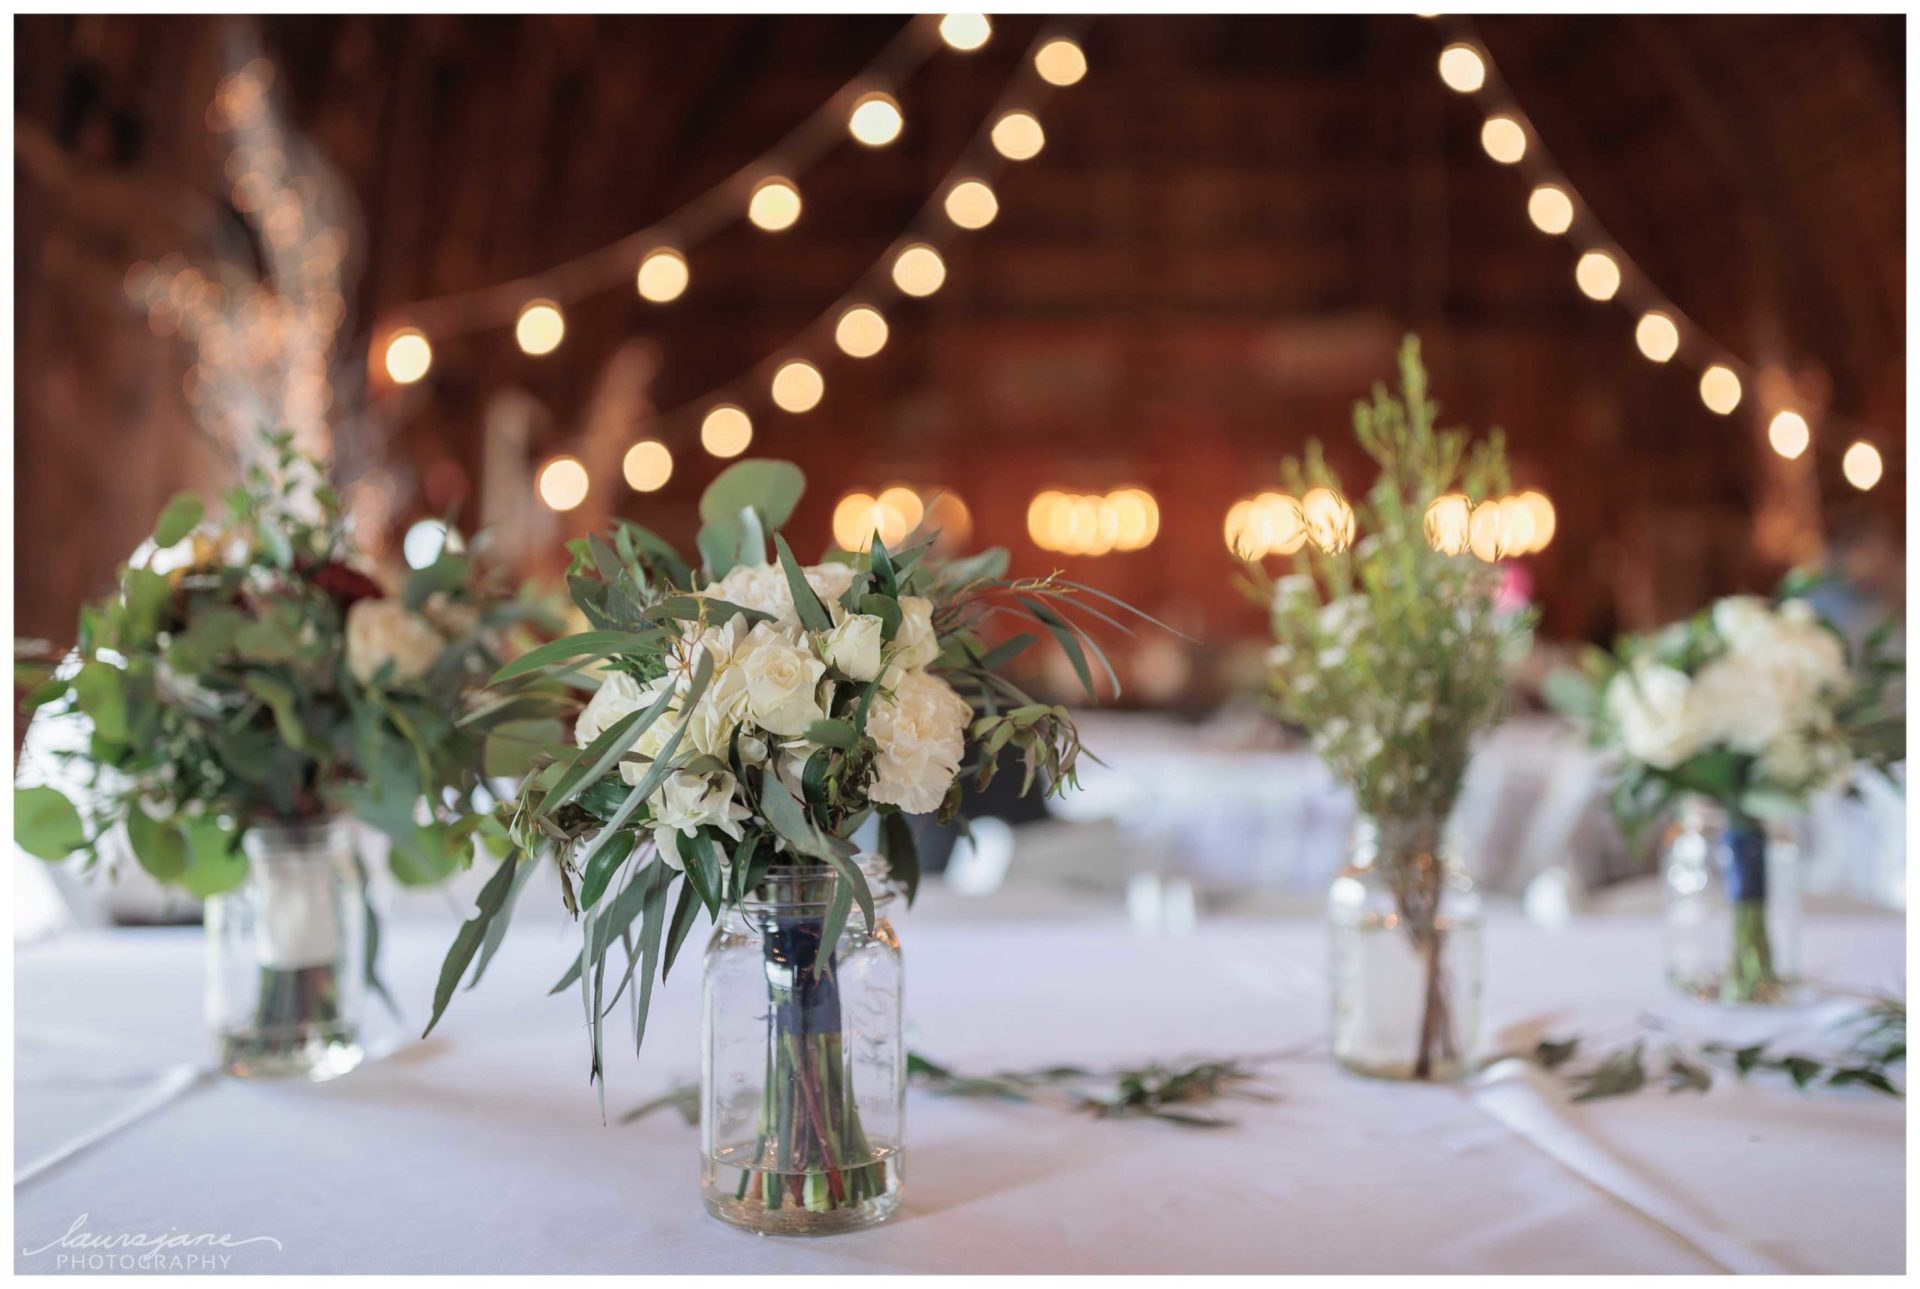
[1328,814,1483,1081]
[205,817,367,1080]
[702,857,904,1236]
[1662,797,1801,1005]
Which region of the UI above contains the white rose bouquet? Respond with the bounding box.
[1558,583,1901,999]
[427,459,1141,1215]
[14,434,557,1037]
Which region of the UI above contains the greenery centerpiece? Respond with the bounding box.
[426,459,1140,1234]
[1253,337,1532,1080]
[14,435,553,1076]
[1554,585,1901,1003]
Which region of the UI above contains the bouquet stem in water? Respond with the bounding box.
[218,963,361,1080]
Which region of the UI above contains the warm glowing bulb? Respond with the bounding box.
[1497,495,1538,556]
[1480,115,1526,164]
[1767,410,1810,460]
[990,111,1045,162]
[515,301,565,356]
[939,14,991,51]
[1842,441,1883,491]
[1035,38,1087,86]
[636,249,689,303]
[622,439,673,492]
[834,493,880,551]
[1300,488,1354,554]
[1107,488,1158,551]
[1437,44,1486,93]
[1574,251,1620,301]
[701,405,753,458]
[1029,490,1066,551]
[748,178,802,232]
[1527,184,1574,235]
[1467,500,1505,562]
[771,360,824,413]
[1698,365,1742,416]
[1634,311,1679,363]
[1259,493,1308,556]
[1424,492,1472,555]
[891,244,947,297]
[944,179,999,230]
[834,305,889,359]
[1516,491,1556,553]
[383,329,432,384]
[877,485,925,534]
[537,456,589,512]
[849,93,903,147]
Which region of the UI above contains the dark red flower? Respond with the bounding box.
[306,559,386,608]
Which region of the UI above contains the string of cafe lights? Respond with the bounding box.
[368,15,1093,525]
[1425,16,1885,493]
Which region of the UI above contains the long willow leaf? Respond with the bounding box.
[491,630,659,683]
[423,852,521,1037]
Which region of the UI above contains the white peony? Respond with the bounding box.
[1710,596,1777,652]
[867,669,972,814]
[650,770,750,864]
[736,622,827,737]
[345,599,446,686]
[1689,654,1788,754]
[574,669,648,747]
[822,613,884,681]
[893,596,941,669]
[1605,659,1702,769]
[704,560,859,629]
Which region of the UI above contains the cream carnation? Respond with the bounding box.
[650,770,750,864]
[867,669,971,814]
[345,599,445,686]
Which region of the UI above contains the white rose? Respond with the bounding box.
[867,669,972,815]
[893,596,941,669]
[575,669,649,748]
[822,613,884,681]
[1691,653,1790,754]
[704,563,793,622]
[345,599,445,686]
[737,623,827,737]
[1711,596,1776,652]
[650,771,750,865]
[1605,659,1702,769]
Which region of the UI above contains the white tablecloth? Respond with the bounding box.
[13,902,1904,1273]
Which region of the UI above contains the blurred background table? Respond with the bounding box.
[15,889,1902,1274]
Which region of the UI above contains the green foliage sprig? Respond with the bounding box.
[1256,336,1532,828]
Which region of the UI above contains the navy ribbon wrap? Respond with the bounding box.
[1718,820,1769,904]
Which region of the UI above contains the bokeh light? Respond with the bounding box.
[1035,38,1087,86]
[622,439,673,492]
[834,305,889,359]
[701,405,753,458]
[939,14,992,52]
[1437,44,1486,93]
[1527,184,1575,235]
[1480,116,1526,164]
[537,456,589,512]
[892,244,947,297]
[636,248,689,303]
[1634,311,1680,363]
[748,178,802,232]
[1574,251,1620,301]
[1842,440,1883,491]
[849,93,904,147]
[515,301,565,356]
[771,359,825,413]
[1767,410,1810,460]
[944,179,999,230]
[990,111,1045,161]
[383,328,432,384]
[1698,365,1742,415]
[1424,493,1472,555]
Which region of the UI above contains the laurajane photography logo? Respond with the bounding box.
[22,1214,284,1272]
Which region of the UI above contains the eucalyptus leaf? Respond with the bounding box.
[14,786,85,860]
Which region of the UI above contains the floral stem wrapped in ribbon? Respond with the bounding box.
[427,459,1148,1230]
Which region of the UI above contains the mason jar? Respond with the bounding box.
[205,816,367,1080]
[702,858,904,1235]
[1663,796,1801,1005]
[1328,814,1483,1081]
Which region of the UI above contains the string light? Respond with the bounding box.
[1634,311,1680,363]
[835,490,915,549]
[622,439,673,492]
[1299,488,1355,554]
[748,178,803,232]
[1467,500,1506,562]
[891,244,947,297]
[515,301,565,356]
[537,456,589,511]
[944,179,999,230]
[834,305,889,358]
[701,405,753,458]
[383,329,432,384]
[1526,184,1574,235]
[771,359,825,413]
[1842,441,1883,491]
[1516,491,1556,552]
[1424,493,1472,555]
[990,111,1045,161]
[1574,250,1620,301]
[1030,488,1161,556]
[1497,494,1538,555]
[1480,115,1526,164]
[1767,410,1810,460]
[939,14,992,52]
[1437,44,1486,93]
[877,484,925,532]
[849,92,904,147]
[1698,365,1742,416]
[1223,492,1308,560]
[1035,38,1087,86]
[636,248,689,303]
